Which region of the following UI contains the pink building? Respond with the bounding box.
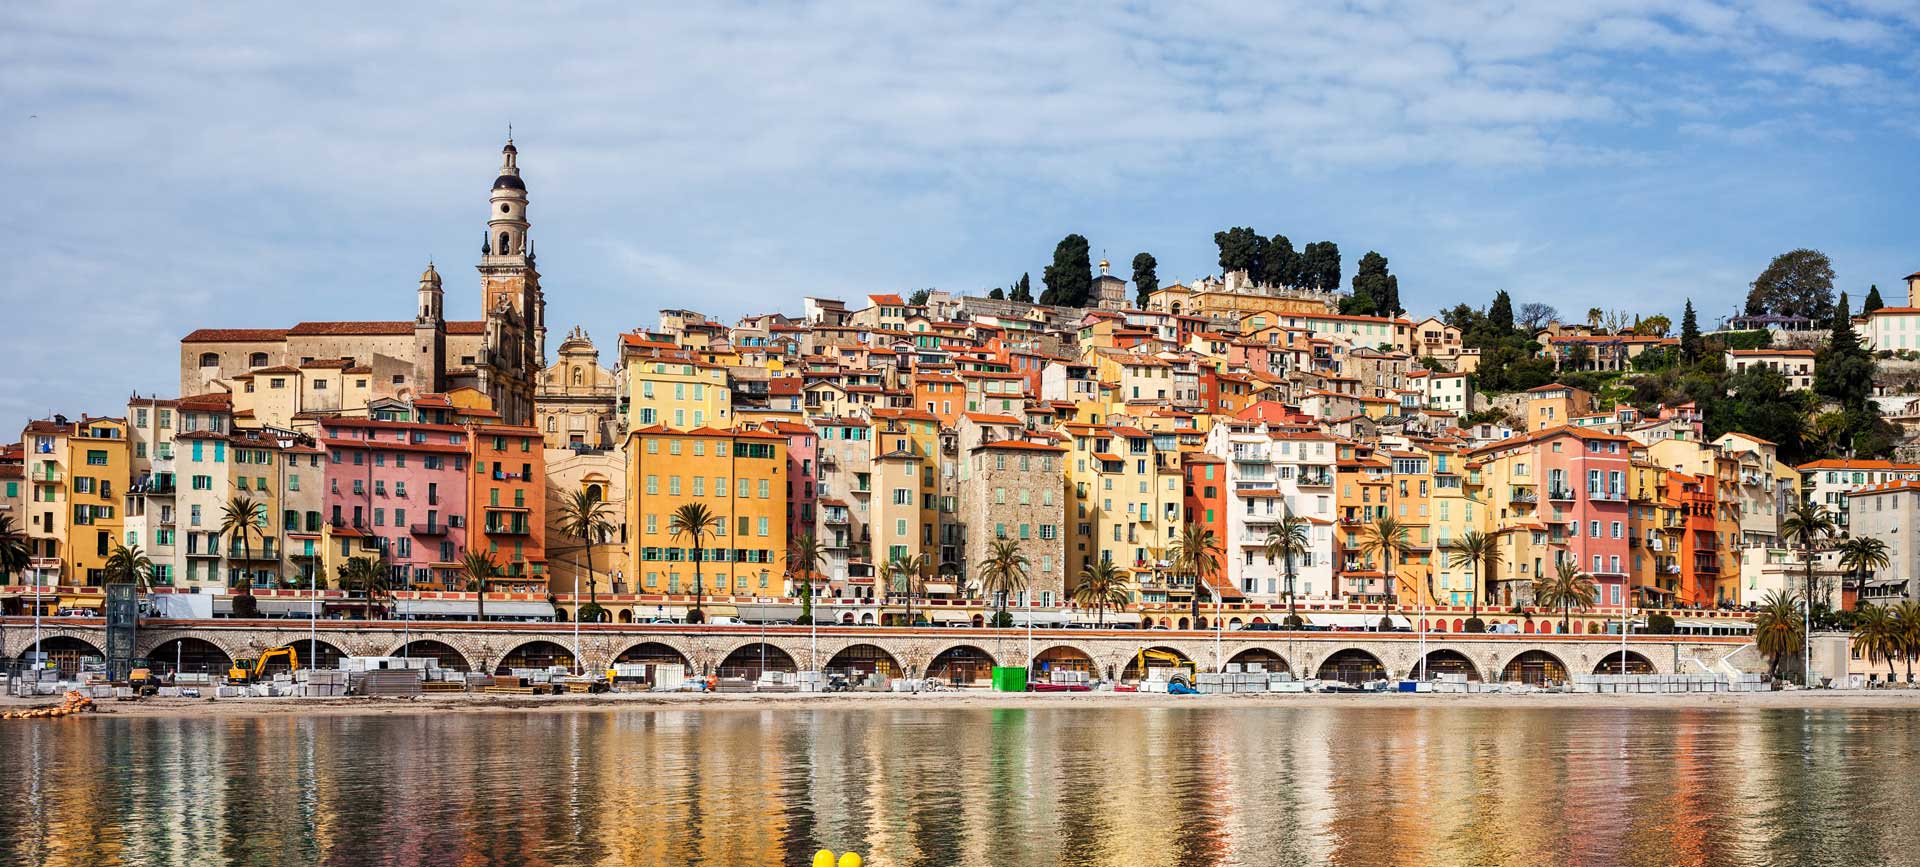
[320,418,471,588]
[1536,427,1634,607]
[769,421,817,543]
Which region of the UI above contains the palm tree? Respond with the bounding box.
[1532,559,1598,634]
[788,533,828,625]
[219,493,265,591]
[0,516,30,583]
[668,502,719,624]
[336,555,392,619]
[1263,509,1311,627]
[1753,589,1806,682]
[976,538,1030,627]
[1073,559,1132,626]
[103,542,155,592]
[1837,536,1891,603]
[556,488,616,622]
[1446,530,1505,631]
[1894,600,1920,683]
[886,551,930,626]
[1359,517,1411,623]
[1782,502,1836,614]
[459,551,498,623]
[1851,603,1899,681]
[1170,521,1223,626]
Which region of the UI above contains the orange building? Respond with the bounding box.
[466,424,547,592]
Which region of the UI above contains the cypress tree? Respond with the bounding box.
[1489,291,1515,334]
[1680,299,1701,361]
[1865,284,1885,313]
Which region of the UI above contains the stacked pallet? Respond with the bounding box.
[358,668,423,698]
[295,669,348,698]
[480,675,552,695]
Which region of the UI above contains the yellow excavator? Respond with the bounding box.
[228,646,300,684]
[1135,648,1195,688]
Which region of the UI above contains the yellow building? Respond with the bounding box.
[867,408,946,571]
[20,416,130,586]
[1061,422,1184,603]
[623,357,732,431]
[624,425,788,606]
[1428,444,1491,607]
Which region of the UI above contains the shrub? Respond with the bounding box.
[1463,616,1486,633]
[1646,613,1675,634]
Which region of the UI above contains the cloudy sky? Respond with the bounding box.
[3,1,1918,432]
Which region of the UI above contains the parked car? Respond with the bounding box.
[1241,622,1281,631]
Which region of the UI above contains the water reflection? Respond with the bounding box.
[2,707,1919,866]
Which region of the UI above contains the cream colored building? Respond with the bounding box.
[536,328,619,448]
[543,447,629,594]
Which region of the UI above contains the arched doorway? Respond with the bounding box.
[840,612,856,624]
[1316,649,1387,685]
[498,640,576,674]
[147,638,232,676]
[1592,651,1654,675]
[616,641,691,676]
[927,645,996,685]
[1176,617,1191,630]
[1418,649,1481,681]
[269,639,346,674]
[618,609,634,623]
[1035,646,1096,678]
[392,640,470,672]
[970,613,985,628]
[1501,650,1569,684]
[16,636,103,679]
[719,643,797,679]
[1227,647,1289,674]
[1140,617,1155,629]
[827,644,898,679]
[1122,645,1193,680]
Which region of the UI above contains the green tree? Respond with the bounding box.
[1262,510,1311,627]
[668,502,719,623]
[1343,251,1400,316]
[1864,284,1885,313]
[1359,517,1411,612]
[788,533,827,625]
[1746,248,1836,321]
[336,556,392,618]
[976,538,1030,627]
[1446,530,1505,629]
[886,551,930,626]
[1782,502,1836,622]
[1488,290,1515,334]
[1816,292,1873,410]
[219,493,265,592]
[1680,299,1701,361]
[1634,314,1671,336]
[1893,600,1920,681]
[1300,241,1341,292]
[0,516,32,582]
[1170,521,1224,625]
[1214,227,1264,276]
[1753,589,1806,681]
[103,542,155,593]
[1533,559,1598,634]
[1837,536,1891,602]
[1040,235,1093,306]
[988,287,1005,300]
[907,288,932,306]
[1131,252,1159,307]
[1014,273,1033,303]
[556,487,616,621]
[1851,603,1900,680]
[1073,559,1132,627]
[1262,234,1300,288]
[459,550,498,622]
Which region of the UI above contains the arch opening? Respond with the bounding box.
[826,644,899,680]
[1226,647,1289,675]
[1592,651,1654,675]
[147,638,233,676]
[1122,645,1194,681]
[497,640,576,674]
[1417,649,1481,681]
[1316,649,1387,685]
[615,641,691,676]
[719,643,797,679]
[927,645,996,686]
[1501,650,1570,685]
[392,640,470,672]
[14,636,103,679]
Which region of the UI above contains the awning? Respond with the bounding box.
[1008,610,1071,626]
[256,598,329,616]
[735,603,803,622]
[1306,612,1409,629]
[1865,578,1907,588]
[58,597,105,608]
[488,601,557,619]
[1677,619,1752,631]
[394,599,477,617]
[928,610,976,623]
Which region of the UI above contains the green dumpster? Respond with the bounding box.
[991,666,1029,692]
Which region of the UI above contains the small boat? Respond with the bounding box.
[1029,682,1092,693]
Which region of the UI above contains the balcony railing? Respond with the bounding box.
[409,523,448,536]
[1510,488,1538,504]
[1588,487,1626,502]
[1547,487,1576,501]
[1297,472,1333,486]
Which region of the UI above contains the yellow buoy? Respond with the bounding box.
[813,850,836,867]
[838,853,862,867]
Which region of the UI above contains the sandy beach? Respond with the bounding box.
[7,687,1920,721]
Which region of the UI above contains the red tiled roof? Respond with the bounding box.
[181,328,290,343]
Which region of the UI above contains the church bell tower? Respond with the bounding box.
[476,135,546,424]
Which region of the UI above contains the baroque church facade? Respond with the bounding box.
[178,140,548,427]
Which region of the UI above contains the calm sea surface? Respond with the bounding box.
[2,706,1917,867]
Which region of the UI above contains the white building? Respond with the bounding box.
[1204,422,1337,604]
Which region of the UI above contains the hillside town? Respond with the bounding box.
[6,140,1919,641]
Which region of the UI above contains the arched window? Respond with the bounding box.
[198,352,220,368]
[248,352,269,368]
[546,417,556,433]
[498,232,511,254]
[572,367,583,386]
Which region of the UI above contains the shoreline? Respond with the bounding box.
[8,688,1920,720]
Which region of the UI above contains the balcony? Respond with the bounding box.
[1588,487,1626,502]
[1231,451,1270,464]
[185,549,221,559]
[1510,488,1537,504]
[1547,487,1576,502]
[410,523,449,536]
[484,521,532,536]
[1296,472,1333,487]
[824,511,850,525]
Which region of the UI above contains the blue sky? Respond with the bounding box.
[3,1,1918,434]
